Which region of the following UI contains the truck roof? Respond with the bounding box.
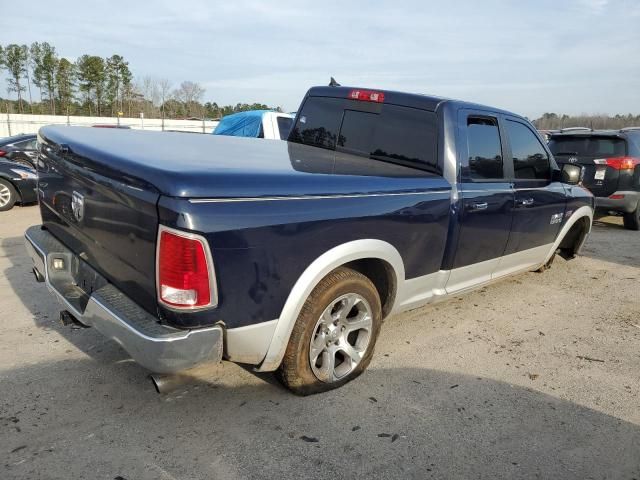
[306,85,519,118]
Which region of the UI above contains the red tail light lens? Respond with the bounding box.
[157,228,214,309]
[0,150,6,157]
[604,157,640,170]
[348,89,385,103]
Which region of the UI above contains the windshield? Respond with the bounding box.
[549,136,627,157]
[289,96,439,173]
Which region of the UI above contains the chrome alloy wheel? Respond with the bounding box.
[0,184,11,208]
[309,293,373,383]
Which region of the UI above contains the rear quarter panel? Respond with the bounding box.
[157,186,451,329]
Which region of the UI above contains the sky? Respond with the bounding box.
[2,0,640,118]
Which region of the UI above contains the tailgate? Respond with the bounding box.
[37,133,161,316]
[550,135,627,196]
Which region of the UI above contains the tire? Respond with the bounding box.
[278,267,382,395]
[0,179,18,212]
[623,202,640,231]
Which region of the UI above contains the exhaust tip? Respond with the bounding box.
[59,310,90,329]
[149,373,188,394]
[150,374,162,394]
[149,363,223,394]
[33,267,45,282]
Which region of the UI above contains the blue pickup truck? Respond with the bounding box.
[25,86,593,394]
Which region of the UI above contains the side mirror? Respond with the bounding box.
[553,164,582,185]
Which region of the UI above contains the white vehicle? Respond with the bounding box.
[212,110,294,140]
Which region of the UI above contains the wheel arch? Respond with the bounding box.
[543,205,593,264]
[256,239,405,372]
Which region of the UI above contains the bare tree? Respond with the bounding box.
[158,78,172,130]
[173,81,205,118]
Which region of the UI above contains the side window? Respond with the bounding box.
[464,116,503,180]
[505,120,551,180]
[13,140,31,149]
[288,97,343,149]
[276,116,293,140]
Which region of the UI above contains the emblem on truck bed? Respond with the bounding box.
[71,191,85,222]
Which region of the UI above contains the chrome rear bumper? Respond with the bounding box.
[24,225,223,374]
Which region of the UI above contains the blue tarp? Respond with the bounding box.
[212,110,273,137]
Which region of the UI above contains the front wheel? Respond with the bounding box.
[0,179,17,212]
[278,267,382,395]
[623,202,640,231]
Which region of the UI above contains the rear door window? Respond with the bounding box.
[463,116,504,180]
[13,139,36,149]
[289,96,439,173]
[505,120,551,180]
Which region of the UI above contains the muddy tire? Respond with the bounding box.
[277,267,382,396]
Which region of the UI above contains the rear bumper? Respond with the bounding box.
[595,191,639,213]
[24,225,223,374]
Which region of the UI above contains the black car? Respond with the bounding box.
[0,160,38,211]
[549,127,640,230]
[0,134,38,168]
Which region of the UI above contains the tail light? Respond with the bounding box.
[0,150,6,157]
[597,157,640,170]
[157,226,216,309]
[348,89,385,103]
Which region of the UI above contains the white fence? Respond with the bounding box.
[0,113,219,137]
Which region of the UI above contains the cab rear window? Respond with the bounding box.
[549,137,627,157]
[289,96,439,173]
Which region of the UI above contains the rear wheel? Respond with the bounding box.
[623,202,640,231]
[278,267,382,395]
[0,179,17,212]
[11,155,35,169]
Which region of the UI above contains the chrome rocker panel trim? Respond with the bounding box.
[24,226,223,374]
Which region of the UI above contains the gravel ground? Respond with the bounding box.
[1,205,639,480]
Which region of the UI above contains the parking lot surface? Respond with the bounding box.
[1,205,639,479]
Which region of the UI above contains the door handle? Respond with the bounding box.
[516,198,534,207]
[467,201,488,212]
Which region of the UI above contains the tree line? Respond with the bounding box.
[0,42,281,120]
[532,112,640,130]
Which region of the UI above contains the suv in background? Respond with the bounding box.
[549,128,640,230]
